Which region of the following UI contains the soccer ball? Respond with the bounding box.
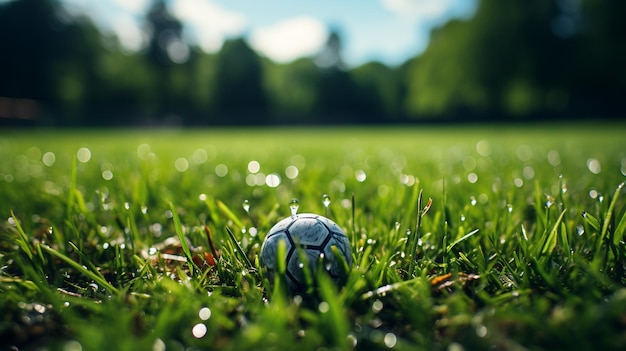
[260,213,352,293]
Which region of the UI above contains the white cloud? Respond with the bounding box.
[61,0,146,51]
[248,16,328,63]
[382,0,454,19]
[380,0,477,23]
[113,0,149,15]
[171,0,247,53]
[112,14,145,52]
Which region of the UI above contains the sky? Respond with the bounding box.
[57,0,477,67]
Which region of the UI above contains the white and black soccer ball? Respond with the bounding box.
[260,213,352,293]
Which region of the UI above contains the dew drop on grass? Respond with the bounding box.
[215,164,228,177]
[548,150,561,166]
[266,173,281,187]
[192,323,207,338]
[151,223,162,236]
[577,224,584,235]
[124,202,130,210]
[470,196,477,206]
[42,152,55,166]
[355,169,367,182]
[289,198,300,218]
[369,317,383,327]
[384,332,397,348]
[475,324,488,338]
[322,193,331,208]
[77,147,91,163]
[318,301,330,313]
[88,283,99,293]
[175,158,189,172]
[394,222,400,231]
[242,199,250,213]
[141,205,148,214]
[298,262,304,269]
[190,149,208,165]
[285,165,299,179]
[102,170,113,180]
[448,342,464,351]
[63,340,82,351]
[153,339,166,351]
[347,334,358,347]
[523,166,535,179]
[587,158,601,174]
[247,160,260,173]
[476,140,491,156]
[372,300,383,313]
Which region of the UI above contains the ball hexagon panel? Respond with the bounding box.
[260,213,352,293]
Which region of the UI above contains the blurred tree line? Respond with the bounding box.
[0,0,624,126]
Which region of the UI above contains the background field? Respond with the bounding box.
[1,124,626,350]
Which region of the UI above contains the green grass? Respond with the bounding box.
[1,124,626,350]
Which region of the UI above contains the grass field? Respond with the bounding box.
[1,124,626,350]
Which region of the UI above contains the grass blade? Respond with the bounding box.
[11,211,33,261]
[541,209,567,255]
[217,200,244,228]
[613,206,626,246]
[226,226,253,268]
[169,202,198,275]
[66,156,77,219]
[600,182,624,247]
[40,244,118,294]
[203,224,221,261]
[582,211,601,232]
[67,241,109,283]
[446,228,479,252]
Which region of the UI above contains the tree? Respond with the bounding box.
[350,62,403,122]
[262,57,320,123]
[0,0,107,124]
[402,1,560,119]
[145,0,189,118]
[566,0,626,117]
[403,0,626,120]
[313,30,359,123]
[213,38,268,124]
